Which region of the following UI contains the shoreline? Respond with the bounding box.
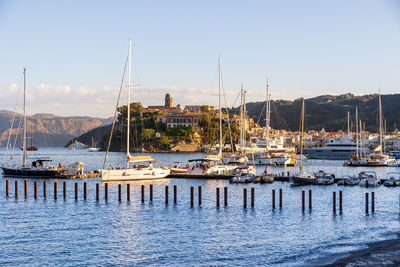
[318,233,400,266]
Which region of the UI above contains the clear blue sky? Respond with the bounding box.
[0,0,399,117]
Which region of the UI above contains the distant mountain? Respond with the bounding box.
[240,93,400,132]
[0,110,106,147]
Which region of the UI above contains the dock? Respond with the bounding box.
[167,173,234,179]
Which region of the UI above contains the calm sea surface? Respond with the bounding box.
[1,147,400,266]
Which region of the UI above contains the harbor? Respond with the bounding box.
[1,148,400,266]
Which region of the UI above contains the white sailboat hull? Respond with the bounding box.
[100,167,170,181]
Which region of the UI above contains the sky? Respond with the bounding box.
[0,0,399,118]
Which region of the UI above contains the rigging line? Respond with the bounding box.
[220,68,234,152]
[3,73,23,164]
[219,90,241,147]
[103,54,129,169]
[10,112,23,161]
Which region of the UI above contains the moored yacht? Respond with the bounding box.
[1,68,61,178]
[100,40,170,182]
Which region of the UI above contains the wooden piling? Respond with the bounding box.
[279,188,282,209]
[302,190,305,211]
[251,188,255,208]
[216,187,220,207]
[43,181,47,198]
[127,184,130,202]
[83,182,87,200]
[371,191,375,213]
[15,180,18,198]
[224,187,228,206]
[141,185,144,203]
[118,184,121,202]
[96,183,99,201]
[5,180,8,197]
[308,190,312,210]
[34,181,37,199]
[74,183,78,200]
[173,185,177,204]
[165,186,168,205]
[190,186,194,207]
[333,191,336,214]
[243,188,247,209]
[198,186,201,206]
[339,191,343,213]
[54,182,57,200]
[272,189,276,209]
[105,183,108,201]
[149,185,153,202]
[365,193,369,214]
[63,181,66,200]
[24,180,27,198]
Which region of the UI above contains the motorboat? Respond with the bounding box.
[337,175,360,186]
[383,172,400,187]
[313,170,335,185]
[187,156,237,176]
[290,172,315,186]
[359,171,380,187]
[169,162,189,174]
[230,173,257,183]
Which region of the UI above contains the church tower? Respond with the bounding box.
[165,93,173,107]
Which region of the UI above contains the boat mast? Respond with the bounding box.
[265,78,270,151]
[22,68,27,167]
[240,83,244,156]
[218,57,222,156]
[355,107,359,158]
[300,100,305,171]
[126,40,132,166]
[378,90,383,156]
[243,87,247,157]
[347,111,350,136]
[359,120,363,158]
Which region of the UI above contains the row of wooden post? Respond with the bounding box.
[2,180,379,213]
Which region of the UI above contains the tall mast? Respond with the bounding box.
[300,100,305,171]
[22,68,27,167]
[265,78,270,151]
[355,107,359,158]
[359,119,363,158]
[347,111,350,136]
[243,88,247,157]
[240,83,244,156]
[126,40,132,166]
[378,90,383,155]
[218,57,222,156]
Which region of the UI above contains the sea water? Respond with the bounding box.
[0,147,399,266]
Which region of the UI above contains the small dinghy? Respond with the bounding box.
[383,172,400,187]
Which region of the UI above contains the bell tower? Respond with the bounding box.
[165,93,173,107]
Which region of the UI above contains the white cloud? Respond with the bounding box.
[78,86,89,95]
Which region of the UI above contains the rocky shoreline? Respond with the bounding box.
[319,233,400,266]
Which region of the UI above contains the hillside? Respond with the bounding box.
[243,93,400,132]
[0,110,106,147]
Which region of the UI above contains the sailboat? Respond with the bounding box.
[290,100,315,186]
[1,68,60,178]
[88,136,100,152]
[187,57,238,176]
[100,40,170,182]
[247,79,295,166]
[345,92,397,167]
